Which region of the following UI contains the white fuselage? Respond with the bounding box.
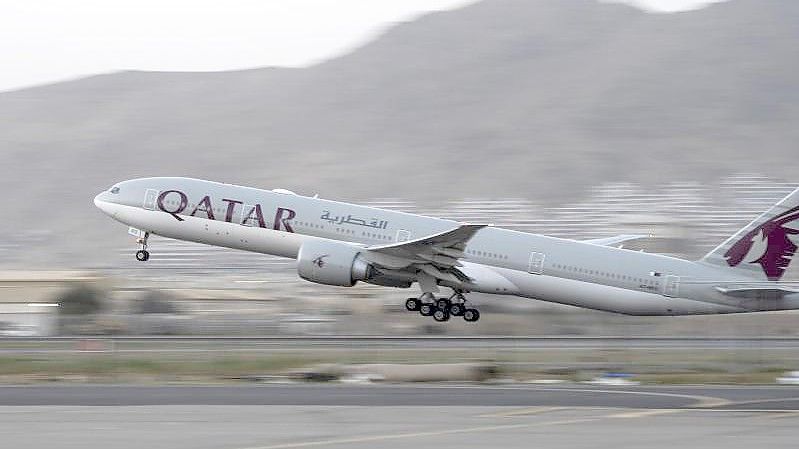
[94,177,799,316]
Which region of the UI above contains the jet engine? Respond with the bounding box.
[297,239,374,287]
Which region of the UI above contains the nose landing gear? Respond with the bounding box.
[134,232,150,262]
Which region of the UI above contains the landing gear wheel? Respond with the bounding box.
[405,298,421,312]
[419,304,435,316]
[433,308,450,322]
[135,231,151,262]
[435,298,451,311]
[463,308,480,322]
[449,303,465,317]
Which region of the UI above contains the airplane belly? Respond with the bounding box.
[459,262,521,295]
[103,203,305,258]
[494,268,744,316]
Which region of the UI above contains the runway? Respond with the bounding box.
[3,384,799,449]
[1,383,798,410]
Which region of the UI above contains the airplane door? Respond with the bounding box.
[396,229,411,242]
[528,252,545,275]
[143,189,159,210]
[663,275,679,297]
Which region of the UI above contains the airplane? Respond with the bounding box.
[94,177,799,322]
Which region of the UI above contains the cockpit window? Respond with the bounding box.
[110,186,120,194]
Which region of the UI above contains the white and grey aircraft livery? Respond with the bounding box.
[94,177,799,322]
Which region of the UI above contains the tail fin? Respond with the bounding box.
[700,186,799,281]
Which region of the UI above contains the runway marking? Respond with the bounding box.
[528,387,731,409]
[236,417,601,449]
[674,408,799,414]
[481,406,684,419]
[376,384,730,407]
[713,396,799,408]
[238,405,799,449]
[607,409,681,419]
[485,407,684,420]
[0,406,90,414]
[470,386,730,422]
[689,396,731,408]
[238,404,759,449]
[478,406,568,418]
[764,411,799,419]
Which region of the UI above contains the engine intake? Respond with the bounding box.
[297,239,374,287]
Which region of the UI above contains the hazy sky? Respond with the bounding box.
[0,0,727,93]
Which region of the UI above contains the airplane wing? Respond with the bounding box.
[583,234,648,247]
[715,286,799,299]
[361,223,489,284]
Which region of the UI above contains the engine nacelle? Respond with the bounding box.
[297,239,374,287]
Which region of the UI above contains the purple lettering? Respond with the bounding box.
[190,195,215,220]
[242,204,267,228]
[274,207,296,232]
[222,198,242,223]
[157,190,188,221]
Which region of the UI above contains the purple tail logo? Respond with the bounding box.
[724,205,799,280]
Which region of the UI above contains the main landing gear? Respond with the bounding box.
[404,291,480,323]
[134,232,150,262]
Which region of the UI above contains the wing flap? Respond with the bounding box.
[432,247,464,259]
[418,264,462,284]
[368,224,488,253]
[417,253,462,266]
[363,223,489,286]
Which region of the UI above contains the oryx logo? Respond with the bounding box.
[312,254,329,268]
[724,205,799,281]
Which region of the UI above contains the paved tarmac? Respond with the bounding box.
[2,384,799,449]
[1,383,798,409]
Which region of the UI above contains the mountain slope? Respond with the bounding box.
[1,0,798,265]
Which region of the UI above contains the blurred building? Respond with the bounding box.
[0,271,101,336]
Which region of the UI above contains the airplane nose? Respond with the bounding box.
[94,191,115,215]
[94,191,108,207]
